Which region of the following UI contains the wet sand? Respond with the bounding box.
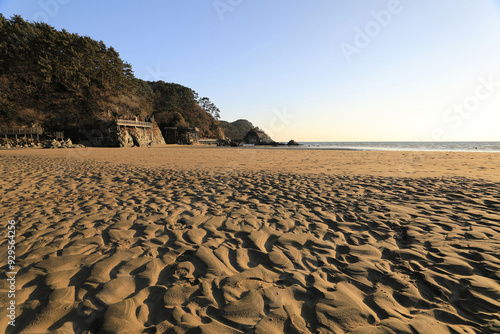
[1,146,500,333]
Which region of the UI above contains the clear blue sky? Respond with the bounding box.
[2,0,500,141]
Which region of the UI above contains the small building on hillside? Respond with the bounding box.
[164,127,200,144]
[244,128,273,145]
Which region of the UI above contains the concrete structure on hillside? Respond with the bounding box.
[115,119,154,142]
[76,118,165,147]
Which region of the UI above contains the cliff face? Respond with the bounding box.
[151,124,167,145]
[117,122,165,147]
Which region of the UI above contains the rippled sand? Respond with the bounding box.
[1,147,500,333]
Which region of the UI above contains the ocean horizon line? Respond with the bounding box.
[265,141,500,153]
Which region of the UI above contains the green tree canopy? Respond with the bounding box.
[0,15,223,139]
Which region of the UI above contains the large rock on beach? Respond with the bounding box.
[43,139,61,148]
[118,130,134,147]
[42,138,85,149]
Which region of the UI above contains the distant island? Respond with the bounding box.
[0,14,282,147]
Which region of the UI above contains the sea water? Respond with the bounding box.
[295,142,500,152]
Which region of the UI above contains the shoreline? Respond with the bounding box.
[243,145,500,153]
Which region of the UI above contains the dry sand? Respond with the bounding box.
[1,146,500,333]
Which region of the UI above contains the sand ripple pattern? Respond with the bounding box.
[1,156,500,333]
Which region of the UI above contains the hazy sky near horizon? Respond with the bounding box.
[2,0,500,141]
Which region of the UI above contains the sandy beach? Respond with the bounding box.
[1,146,500,333]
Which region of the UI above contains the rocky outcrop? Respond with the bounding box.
[220,119,255,140]
[0,140,42,149]
[43,139,85,149]
[151,123,167,146]
[244,128,273,145]
[128,128,149,147]
[117,121,166,147]
[117,130,134,147]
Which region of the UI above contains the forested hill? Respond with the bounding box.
[0,14,222,138]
